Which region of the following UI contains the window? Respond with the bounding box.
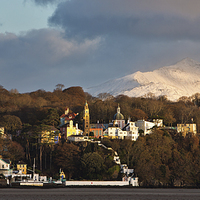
[2,165,4,168]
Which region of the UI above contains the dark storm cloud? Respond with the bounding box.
[48,0,200,41]
[0,29,101,92]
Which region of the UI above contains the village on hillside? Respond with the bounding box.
[0,96,197,187]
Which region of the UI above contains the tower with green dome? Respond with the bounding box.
[112,104,125,129]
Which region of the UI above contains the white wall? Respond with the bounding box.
[65,181,129,186]
[65,179,138,186]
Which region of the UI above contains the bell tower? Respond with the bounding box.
[83,101,90,136]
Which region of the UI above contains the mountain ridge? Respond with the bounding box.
[86,58,200,101]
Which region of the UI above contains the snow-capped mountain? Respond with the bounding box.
[86,58,200,101]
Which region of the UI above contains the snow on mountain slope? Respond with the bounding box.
[86,74,140,97]
[86,58,200,101]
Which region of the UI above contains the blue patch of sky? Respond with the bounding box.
[0,0,56,34]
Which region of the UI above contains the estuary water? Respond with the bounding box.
[0,188,200,200]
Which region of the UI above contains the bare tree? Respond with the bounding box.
[55,84,65,91]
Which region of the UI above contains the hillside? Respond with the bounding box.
[86,58,200,101]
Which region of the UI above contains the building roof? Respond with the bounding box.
[113,113,124,120]
[17,161,27,165]
[68,135,84,138]
[60,113,77,121]
[49,126,59,132]
[1,159,10,164]
[113,104,124,120]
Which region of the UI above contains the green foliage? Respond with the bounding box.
[0,137,24,164]
[81,152,105,180]
[0,115,22,135]
[53,143,80,180]
[107,165,120,180]
[42,108,60,127]
[132,130,174,186]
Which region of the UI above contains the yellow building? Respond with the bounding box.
[41,126,59,144]
[60,120,82,140]
[17,163,27,175]
[0,127,4,135]
[60,169,66,180]
[67,120,77,138]
[177,123,197,137]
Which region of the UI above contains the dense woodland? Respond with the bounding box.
[1,85,200,186]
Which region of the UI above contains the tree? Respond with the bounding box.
[20,123,33,165]
[163,109,176,127]
[131,108,148,121]
[0,115,22,135]
[42,108,60,127]
[55,84,65,91]
[54,143,80,180]
[81,152,105,180]
[6,141,25,164]
[97,93,113,100]
[132,130,174,186]
[9,88,19,94]
[0,137,24,164]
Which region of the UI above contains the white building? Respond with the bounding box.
[0,158,12,177]
[112,104,125,129]
[153,119,163,127]
[68,135,89,142]
[135,119,163,135]
[104,127,121,138]
[121,164,134,175]
[123,122,139,141]
[103,121,139,141]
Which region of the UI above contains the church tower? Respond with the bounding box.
[113,104,125,129]
[83,101,90,136]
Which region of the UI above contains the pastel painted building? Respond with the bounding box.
[60,120,82,140]
[90,127,103,138]
[83,101,90,136]
[60,107,78,126]
[41,126,59,144]
[17,163,27,175]
[0,127,4,135]
[89,124,105,138]
[177,123,197,137]
[0,158,12,177]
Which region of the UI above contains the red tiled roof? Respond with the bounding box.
[60,113,77,120]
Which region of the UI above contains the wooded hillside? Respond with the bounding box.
[0,85,200,186]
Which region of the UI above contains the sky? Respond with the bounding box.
[1,0,200,93]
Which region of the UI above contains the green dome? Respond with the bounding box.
[113,113,124,120]
[113,104,124,120]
